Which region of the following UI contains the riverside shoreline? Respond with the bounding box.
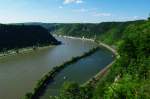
[54,34,118,55]
[53,34,95,42]
[0,45,54,59]
[83,42,120,86]
[83,42,119,87]
[0,35,93,59]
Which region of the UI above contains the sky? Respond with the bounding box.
[0,0,150,23]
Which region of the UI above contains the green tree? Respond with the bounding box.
[104,74,139,99]
[148,13,150,20]
[60,82,81,99]
[24,92,33,99]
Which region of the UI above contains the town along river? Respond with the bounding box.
[0,36,114,99]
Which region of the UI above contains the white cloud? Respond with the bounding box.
[93,13,112,17]
[73,8,88,12]
[76,0,83,4]
[117,16,141,21]
[63,0,83,4]
[133,16,139,19]
[72,8,98,13]
[59,6,63,9]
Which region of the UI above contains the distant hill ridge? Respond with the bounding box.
[13,20,145,45]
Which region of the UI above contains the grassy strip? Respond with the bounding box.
[23,46,100,99]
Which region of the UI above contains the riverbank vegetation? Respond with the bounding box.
[23,47,100,99]
[0,24,61,52]
[49,18,150,99]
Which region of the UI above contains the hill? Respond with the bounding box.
[51,20,145,46]
[0,24,61,52]
[18,20,145,46]
[12,22,58,32]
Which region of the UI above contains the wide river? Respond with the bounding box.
[0,36,114,99]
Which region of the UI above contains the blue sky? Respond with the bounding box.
[0,0,150,23]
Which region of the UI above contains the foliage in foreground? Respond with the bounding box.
[60,82,93,99]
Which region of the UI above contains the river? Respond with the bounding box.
[0,36,114,99]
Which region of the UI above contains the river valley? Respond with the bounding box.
[0,36,114,99]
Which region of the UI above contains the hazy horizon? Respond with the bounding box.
[0,0,150,23]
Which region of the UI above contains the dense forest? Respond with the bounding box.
[52,20,145,46]
[45,19,149,99]
[0,24,61,52]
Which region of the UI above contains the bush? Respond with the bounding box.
[60,82,81,99]
[104,74,139,99]
[24,92,33,99]
[60,82,93,99]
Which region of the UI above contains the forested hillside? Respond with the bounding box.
[91,19,150,99]
[52,20,145,46]
[0,24,60,52]
[51,19,150,99]
[13,22,58,32]
[16,20,145,47]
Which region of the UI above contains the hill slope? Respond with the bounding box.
[0,24,61,52]
[52,20,145,46]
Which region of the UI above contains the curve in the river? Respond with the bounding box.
[0,36,97,99]
[39,40,115,99]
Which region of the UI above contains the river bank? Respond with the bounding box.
[53,34,95,42]
[53,34,118,55]
[83,41,120,86]
[0,35,93,59]
[0,45,54,59]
